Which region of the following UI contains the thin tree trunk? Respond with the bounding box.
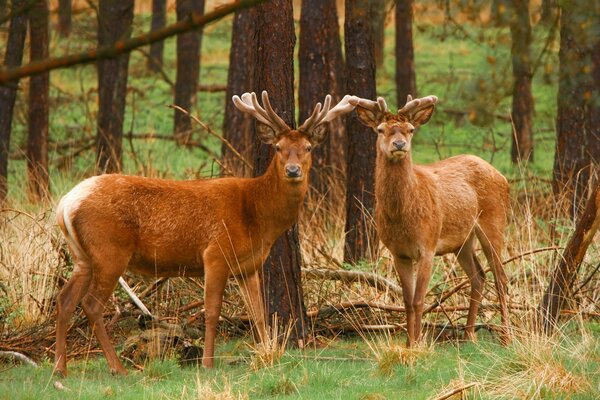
[540,0,557,25]
[370,0,385,68]
[222,8,256,177]
[344,0,378,263]
[0,0,27,203]
[552,1,597,217]
[299,0,345,193]
[510,0,534,163]
[148,0,167,72]
[174,0,205,141]
[539,182,600,334]
[27,0,50,202]
[57,0,71,37]
[254,0,307,345]
[96,0,134,174]
[396,0,416,106]
[588,29,600,177]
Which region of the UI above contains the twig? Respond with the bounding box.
[0,351,38,367]
[502,246,562,265]
[432,382,477,400]
[303,268,404,300]
[118,277,153,318]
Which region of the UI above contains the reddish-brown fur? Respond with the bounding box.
[354,97,511,345]
[53,89,357,376]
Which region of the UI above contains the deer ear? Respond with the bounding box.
[355,107,382,129]
[256,123,277,144]
[308,124,328,145]
[411,104,435,127]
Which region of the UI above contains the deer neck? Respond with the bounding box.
[252,157,308,239]
[375,151,418,217]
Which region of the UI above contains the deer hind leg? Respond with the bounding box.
[455,235,485,341]
[79,248,131,375]
[54,258,92,377]
[237,271,266,344]
[475,223,511,344]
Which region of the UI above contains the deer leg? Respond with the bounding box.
[201,260,229,368]
[237,271,266,344]
[80,268,127,375]
[54,260,92,377]
[476,225,511,344]
[393,256,417,346]
[412,254,434,344]
[456,240,485,341]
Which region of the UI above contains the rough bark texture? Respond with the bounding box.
[57,0,71,37]
[174,0,205,140]
[509,0,534,163]
[0,0,27,203]
[588,28,600,179]
[540,0,557,25]
[370,0,385,68]
[253,0,307,344]
[299,0,345,193]
[344,0,378,263]
[27,0,50,202]
[96,0,134,174]
[395,0,417,107]
[148,0,167,72]
[552,1,599,217]
[222,8,256,177]
[539,182,600,334]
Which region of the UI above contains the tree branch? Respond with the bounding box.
[0,0,266,84]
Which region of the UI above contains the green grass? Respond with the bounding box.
[1,331,598,400]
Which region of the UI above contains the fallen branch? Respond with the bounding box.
[118,277,153,318]
[303,268,403,300]
[0,351,38,367]
[432,382,478,400]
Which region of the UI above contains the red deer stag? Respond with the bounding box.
[54,91,357,376]
[350,95,510,345]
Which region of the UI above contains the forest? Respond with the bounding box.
[0,0,599,399]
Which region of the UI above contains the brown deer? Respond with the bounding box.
[54,91,357,376]
[350,95,510,345]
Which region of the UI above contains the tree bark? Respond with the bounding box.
[395,0,417,107]
[370,0,385,68]
[27,0,50,202]
[344,0,378,263]
[148,0,167,72]
[552,1,599,217]
[509,0,534,163]
[222,8,256,177]
[96,0,134,174]
[491,0,510,26]
[174,0,205,141]
[540,0,557,25]
[0,0,27,203]
[539,182,600,334]
[299,0,345,193]
[253,0,307,345]
[57,0,71,37]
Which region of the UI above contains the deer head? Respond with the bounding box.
[350,95,438,161]
[233,91,357,182]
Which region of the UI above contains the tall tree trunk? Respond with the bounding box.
[540,0,557,25]
[173,0,205,141]
[344,0,378,263]
[396,0,416,107]
[0,0,7,24]
[299,0,345,193]
[57,0,71,37]
[0,0,27,203]
[254,0,307,345]
[491,0,510,26]
[370,0,385,68]
[27,0,50,202]
[148,0,167,72]
[552,1,598,217]
[222,8,256,177]
[509,0,534,163]
[588,29,600,177]
[96,0,134,174]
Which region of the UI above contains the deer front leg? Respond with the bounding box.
[393,256,417,346]
[237,271,266,343]
[412,253,434,344]
[202,261,229,368]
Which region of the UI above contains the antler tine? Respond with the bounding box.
[261,91,290,133]
[299,94,358,134]
[398,94,438,117]
[232,93,272,127]
[377,97,389,113]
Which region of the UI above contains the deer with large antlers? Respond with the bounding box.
[350,95,511,345]
[54,91,357,376]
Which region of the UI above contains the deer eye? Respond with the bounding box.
[409,128,415,134]
[275,144,281,152]
[377,127,385,134]
[306,145,312,152]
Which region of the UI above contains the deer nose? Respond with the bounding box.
[392,140,407,150]
[285,164,301,178]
